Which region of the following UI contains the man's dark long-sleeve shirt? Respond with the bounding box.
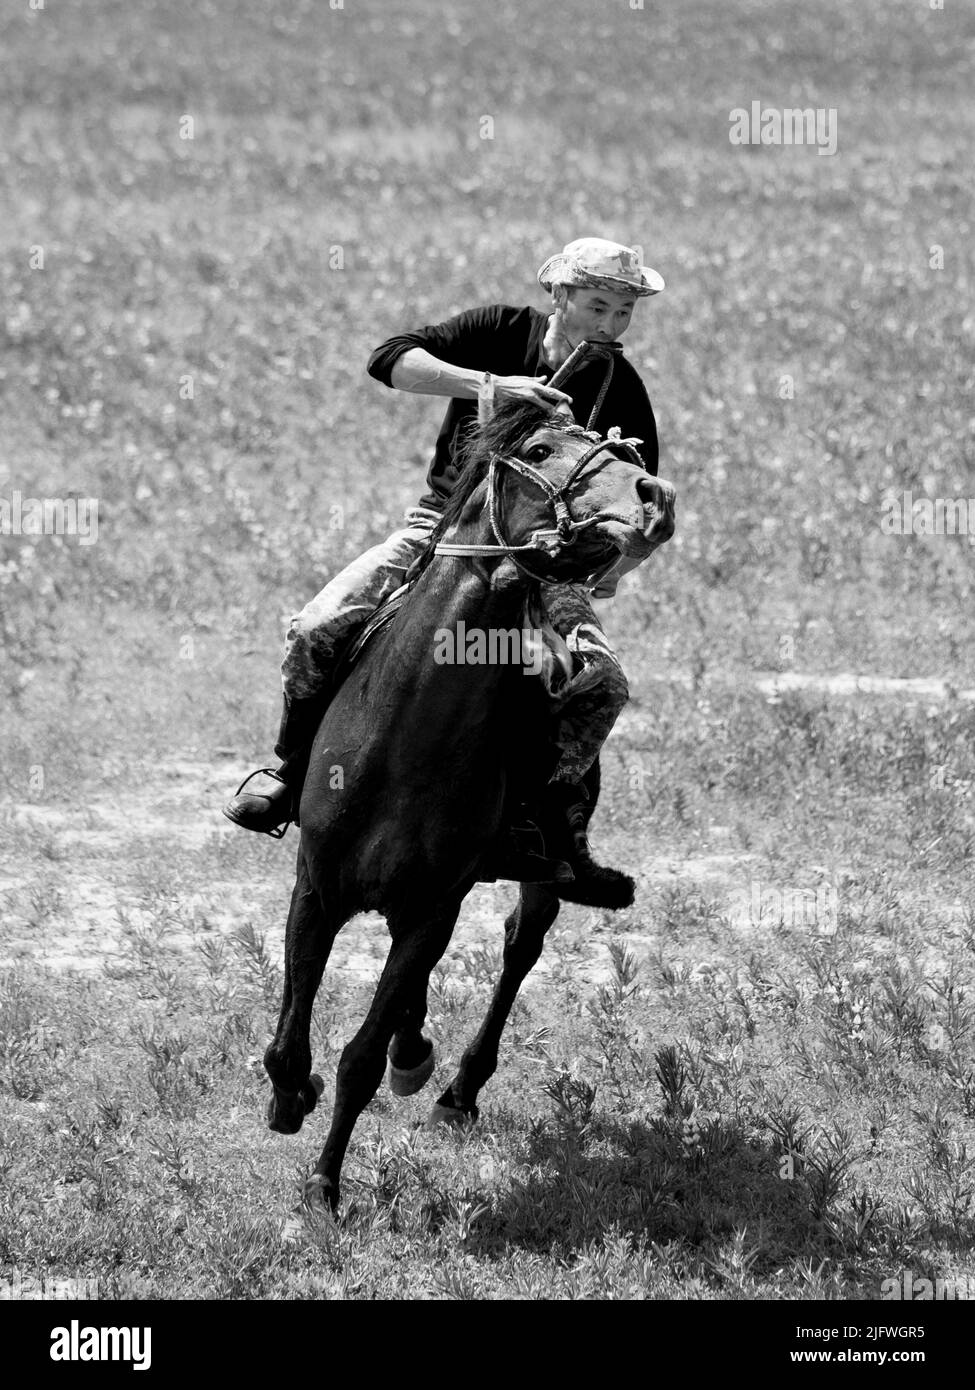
[367,303,658,511]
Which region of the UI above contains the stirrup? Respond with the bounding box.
[478,810,575,885]
[227,767,291,839]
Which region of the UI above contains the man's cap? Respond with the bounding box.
[537,237,665,298]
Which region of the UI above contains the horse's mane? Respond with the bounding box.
[414,400,584,574]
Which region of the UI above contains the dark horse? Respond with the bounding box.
[263,399,676,1211]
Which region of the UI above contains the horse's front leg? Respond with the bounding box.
[387,979,437,1096]
[264,850,340,1135]
[308,899,461,1212]
[430,882,560,1124]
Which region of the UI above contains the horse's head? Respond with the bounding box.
[436,400,675,583]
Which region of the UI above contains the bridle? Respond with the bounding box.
[430,337,659,583]
[433,426,651,584]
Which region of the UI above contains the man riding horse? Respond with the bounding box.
[224,236,666,894]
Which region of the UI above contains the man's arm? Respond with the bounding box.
[390,347,570,408]
[368,305,571,409]
[388,348,483,399]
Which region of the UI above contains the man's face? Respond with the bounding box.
[555,285,638,346]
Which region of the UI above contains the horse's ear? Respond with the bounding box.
[477,371,496,425]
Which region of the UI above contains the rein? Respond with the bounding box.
[546,338,621,427]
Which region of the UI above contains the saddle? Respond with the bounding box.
[332,585,412,684]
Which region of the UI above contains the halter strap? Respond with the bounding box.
[433,427,649,583]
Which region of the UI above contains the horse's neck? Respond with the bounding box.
[405,553,528,653]
[348,514,544,778]
[379,515,532,706]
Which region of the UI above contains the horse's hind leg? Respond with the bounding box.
[309,901,460,1211]
[264,850,340,1135]
[431,883,560,1124]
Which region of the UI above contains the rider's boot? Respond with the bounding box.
[482,780,635,904]
[222,695,326,837]
[479,806,576,886]
[543,779,635,908]
[479,780,633,903]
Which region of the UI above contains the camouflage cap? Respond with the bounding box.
[537,237,664,297]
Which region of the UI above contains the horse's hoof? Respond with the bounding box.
[426,1102,477,1130]
[387,1046,436,1097]
[301,1174,338,1213]
[303,1073,325,1112]
[267,1091,305,1135]
[268,1116,303,1135]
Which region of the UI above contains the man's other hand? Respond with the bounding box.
[493,375,573,410]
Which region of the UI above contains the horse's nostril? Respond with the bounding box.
[635,476,660,503]
[636,477,674,513]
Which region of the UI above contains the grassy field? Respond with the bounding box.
[1,0,974,1301]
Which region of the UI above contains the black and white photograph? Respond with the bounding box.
[1,0,973,1345]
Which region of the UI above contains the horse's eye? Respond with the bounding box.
[526,444,551,463]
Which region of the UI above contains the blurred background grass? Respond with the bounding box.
[1,0,973,790]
